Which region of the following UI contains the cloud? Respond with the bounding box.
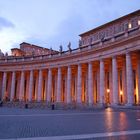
[42,13,86,51]
[0,0,140,53]
[0,28,28,54]
[0,17,14,30]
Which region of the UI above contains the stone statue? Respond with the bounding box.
[79,39,82,47]
[5,52,8,56]
[59,45,63,53]
[0,49,4,57]
[50,47,52,54]
[67,42,71,51]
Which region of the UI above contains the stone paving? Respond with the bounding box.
[0,107,140,139]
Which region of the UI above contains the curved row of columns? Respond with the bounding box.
[0,52,140,106]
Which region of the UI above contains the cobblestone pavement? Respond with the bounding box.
[0,107,140,139]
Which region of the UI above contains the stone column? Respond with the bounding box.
[97,69,100,103]
[88,62,93,105]
[57,67,62,102]
[77,64,82,103]
[34,75,38,100]
[28,70,33,101]
[109,64,113,104]
[44,73,48,101]
[67,66,71,104]
[37,70,43,101]
[1,72,7,100]
[47,68,52,102]
[19,71,25,101]
[112,56,119,105]
[126,52,134,105]
[99,59,105,104]
[122,59,127,104]
[137,54,140,104]
[10,71,16,101]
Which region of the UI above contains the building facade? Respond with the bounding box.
[0,10,140,108]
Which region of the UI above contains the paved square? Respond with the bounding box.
[0,107,140,140]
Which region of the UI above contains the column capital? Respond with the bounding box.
[67,65,71,68]
[126,51,131,56]
[99,58,104,62]
[88,61,93,65]
[57,67,61,70]
[30,70,33,73]
[112,55,117,59]
[78,63,81,67]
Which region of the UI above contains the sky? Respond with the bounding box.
[0,0,140,54]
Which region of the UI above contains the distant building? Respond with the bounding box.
[11,42,58,56]
[0,10,140,108]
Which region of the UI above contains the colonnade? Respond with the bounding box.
[0,51,140,106]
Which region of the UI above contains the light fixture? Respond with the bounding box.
[138,20,140,26]
[128,23,132,29]
[107,89,110,93]
[120,91,123,95]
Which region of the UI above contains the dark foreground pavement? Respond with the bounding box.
[0,107,140,140]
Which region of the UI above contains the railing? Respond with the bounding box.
[0,23,140,63]
[81,15,140,47]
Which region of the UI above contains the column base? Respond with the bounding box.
[125,103,133,107]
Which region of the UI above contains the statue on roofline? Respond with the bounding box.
[67,42,71,52]
[59,45,63,53]
[5,52,8,56]
[50,47,52,54]
[79,39,82,48]
[0,49,4,57]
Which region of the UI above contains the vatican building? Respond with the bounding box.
[0,10,140,109]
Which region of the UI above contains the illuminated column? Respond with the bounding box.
[137,55,140,103]
[126,52,134,105]
[99,59,105,104]
[19,71,25,101]
[47,68,52,102]
[77,64,82,103]
[112,56,118,105]
[122,59,127,104]
[37,70,42,101]
[1,72,7,100]
[109,65,113,104]
[35,75,38,100]
[67,66,71,104]
[10,71,16,101]
[44,73,48,101]
[57,67,62,102]
[97,69,100,103]
[28,70,33,101]
[88,62,93,105]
